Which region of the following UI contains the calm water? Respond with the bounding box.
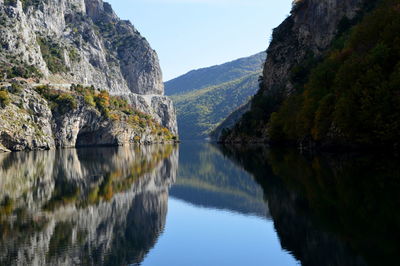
[0,143,399,265]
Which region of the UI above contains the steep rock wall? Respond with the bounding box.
[0,85,174,152]
[0,0,177,134]
[262,0,363,95]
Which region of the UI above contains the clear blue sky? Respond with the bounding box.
[106,0,293,81]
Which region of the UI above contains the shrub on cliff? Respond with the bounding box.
[9,82,23,94]
[0,90,10,108]
[0,64,42,80]
[35,85,77,114]
[55,94,77,114]
[94,90,111,117]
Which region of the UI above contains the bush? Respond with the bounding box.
[56,94,77,114]
[9,82,23,94]
[0,64,42,80]
[0,90,11,108]
[4,0,17,7]
[35,86,77,114]
[84,94,96,107]
[94,90,110,115]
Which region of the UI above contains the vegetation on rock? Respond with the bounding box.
[268,0,400,148]
[34,84,176,140]
[0,89,10,108]
[222,0,400,150]
[37,37,69,74]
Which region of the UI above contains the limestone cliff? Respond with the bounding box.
[0,82,176,151]
[0,0,178,149]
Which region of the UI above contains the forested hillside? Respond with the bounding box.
[221,0,399,150]
[166,53,265,139]
[165,52,265,96]
[268,0,400,149]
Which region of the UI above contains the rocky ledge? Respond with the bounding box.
[0,81,177,152]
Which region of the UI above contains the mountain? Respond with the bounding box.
[0,0,177,151]
[165,52,265,140]
[165,52,265,96]
[220,0,399,150]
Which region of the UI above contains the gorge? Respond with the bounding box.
[0,0,399,265]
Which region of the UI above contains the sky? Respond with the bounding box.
[106,0,293,81]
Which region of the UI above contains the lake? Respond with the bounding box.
[0,143,398,265]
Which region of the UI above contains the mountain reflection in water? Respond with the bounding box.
[219,145,400,266]
[0,145,178,266]
[0,143,399,266]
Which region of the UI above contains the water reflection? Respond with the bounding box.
[219,145,400,266]
[1,143,398,266]
[0,145,178,266]
[170,142,269,218]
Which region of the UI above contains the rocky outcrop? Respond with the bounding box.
[123,93,178,136]
[0,84,175,151]
[0,0,177,135]
[261,0,363,95]
[0,86,55,151]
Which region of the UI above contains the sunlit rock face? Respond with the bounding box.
[0,145,178,265]
[0,86,176,152]
[0,0,177,134]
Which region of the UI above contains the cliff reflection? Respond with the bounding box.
[219,145,400,266]
[0,145,178,266]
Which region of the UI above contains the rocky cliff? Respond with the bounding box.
[261,0,364,95]
[219,0,367,143]
[0,0,178,150]
[0,82,176,151]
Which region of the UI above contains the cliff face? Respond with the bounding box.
[0,0,178,144]
[0,0,162,94]
[220,0,365,143]
[0,84,175,151]
[261,0,363,95]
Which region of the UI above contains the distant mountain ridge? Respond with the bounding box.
[165,52,265,96]
[165,52,265,140]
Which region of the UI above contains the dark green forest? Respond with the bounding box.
[223,0,400,149]
[269,0,400,148]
